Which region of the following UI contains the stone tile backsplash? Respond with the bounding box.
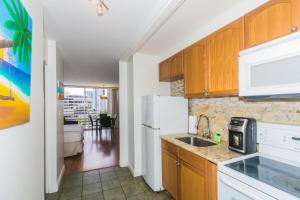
[171,80,300,140]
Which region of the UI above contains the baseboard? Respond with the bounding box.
[119,160,128,168]
[46,164,65,194]
[57,165,65,189]
[128,163,135,176]
[134,169,142,177]
[127,164,143,177]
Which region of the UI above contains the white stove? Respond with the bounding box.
[218,122,300,200]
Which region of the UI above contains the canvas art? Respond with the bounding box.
[0,0,32,129]
[57,81,64,100]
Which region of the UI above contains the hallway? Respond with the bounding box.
[64,129,119,176]
[46,166,173,200]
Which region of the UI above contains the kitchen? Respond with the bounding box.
[137,0,300,200]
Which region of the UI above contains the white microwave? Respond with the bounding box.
[239,32,300,98]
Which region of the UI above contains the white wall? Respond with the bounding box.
[45,40,65,193]
[132,53,170,176]
[56,48,64,181]
[127,57,135,171]
[119,53,170,176]
[118,58,135,172]
[119,61,129,167]
[0,0,45,199]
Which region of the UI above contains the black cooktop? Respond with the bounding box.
[225,156,300,198]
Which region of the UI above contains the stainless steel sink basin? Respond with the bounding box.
[176,136,216,147]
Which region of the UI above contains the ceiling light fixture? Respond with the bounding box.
[100,87,108,100]
[92,0,109,16]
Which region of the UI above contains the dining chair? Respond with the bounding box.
[88,115,98,133]
[99,116,113,140]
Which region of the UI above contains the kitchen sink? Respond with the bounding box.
[176,136,216,147]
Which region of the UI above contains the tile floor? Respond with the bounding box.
[46,166,173,200]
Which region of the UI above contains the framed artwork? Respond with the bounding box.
[0,0,32,129]
[57,81,64,100]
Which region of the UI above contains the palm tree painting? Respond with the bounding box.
[0,0,32,129]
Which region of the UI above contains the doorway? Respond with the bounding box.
[63,86,119,175]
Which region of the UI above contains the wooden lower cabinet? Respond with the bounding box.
[180,161,207,200]
[162,149,178,199]
[162,139,218,200]
[207,162,218,200]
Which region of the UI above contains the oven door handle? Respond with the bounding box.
[220,175,265,200]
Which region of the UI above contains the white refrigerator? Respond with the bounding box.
[141,95,188,191]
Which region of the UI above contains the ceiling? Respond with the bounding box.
[139,0,242,58]
[43,0,255,87]
[43,0,170,87]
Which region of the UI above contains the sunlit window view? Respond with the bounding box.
[64,86,114,129]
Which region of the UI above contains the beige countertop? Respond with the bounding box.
[161,133,242,164]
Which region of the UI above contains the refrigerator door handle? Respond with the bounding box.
[142,124,152,128]
[142,124,160,130]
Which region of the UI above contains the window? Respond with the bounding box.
[64,86,113,129]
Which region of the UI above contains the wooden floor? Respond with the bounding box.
[64,128,119,176]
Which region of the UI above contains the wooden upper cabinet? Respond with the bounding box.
[184,40,208,97]
[170,51,184,81]
[159,51,184,82]
[207,18,244,96]
[159,59,171,81]
[245,0,300,48]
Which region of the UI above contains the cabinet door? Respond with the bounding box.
[184,40,208,97]
[207,18,244,96]
[245,0,300,48]
[180,161,207,200]
[162,150,178,199]
[170,51,184,81]
[159,60,171,82]
[207,162,218,200]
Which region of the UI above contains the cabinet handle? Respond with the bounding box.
[204,89,209,96]
[291,26,298,32]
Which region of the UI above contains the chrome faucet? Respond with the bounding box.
[196,114,211,138]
